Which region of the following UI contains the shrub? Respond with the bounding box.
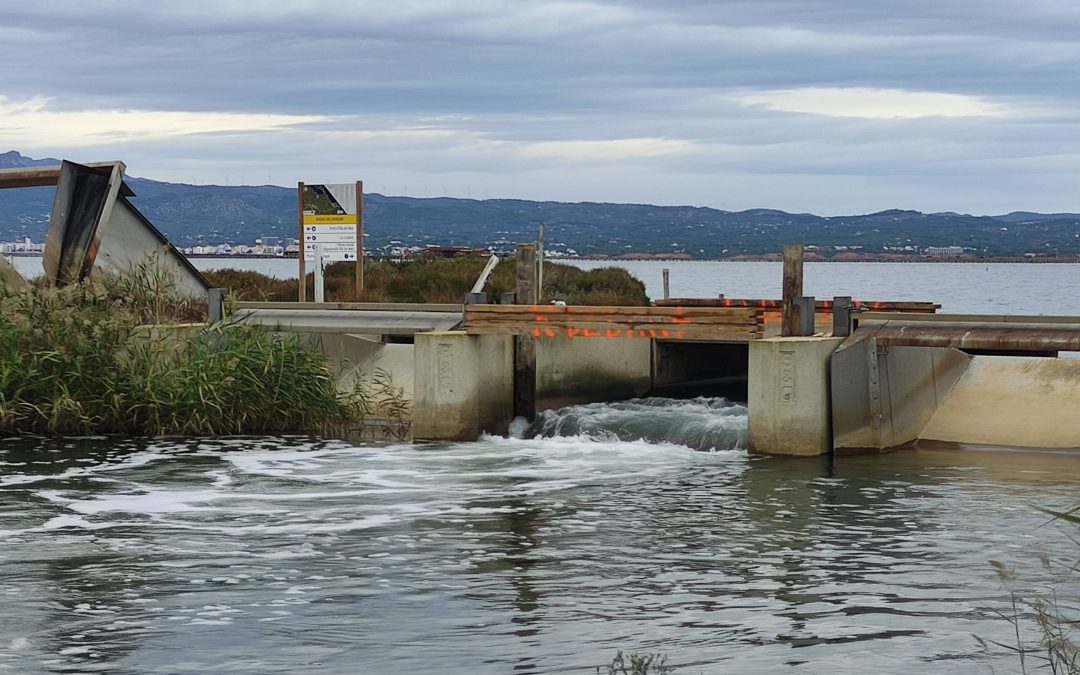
[205,257,649,305]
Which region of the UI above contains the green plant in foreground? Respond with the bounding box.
[597,651,675,675]
[987,505,1080,674]
[0,270,373,437]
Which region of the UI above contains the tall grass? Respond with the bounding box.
[989,505,1080,674]
[0,271,357,437]
[204,257,649,305]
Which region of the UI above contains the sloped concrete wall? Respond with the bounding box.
[921,355,1080,448]
[832,341,970,452]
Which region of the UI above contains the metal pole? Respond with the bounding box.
[797,296,816,336]
[207,288,227,323]
[314,244,325,303]
[832,295,853,337]
[297,182,306,302]
[356,180,364,296]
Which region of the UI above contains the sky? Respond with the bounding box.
[2,0,1079,215]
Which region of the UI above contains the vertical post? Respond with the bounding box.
[537,221,544,300]
[662,268,670,300]
[832,295,853,337]
[356,180,364,297]
[514,243,538,421]
[797,296,816,336]
[297,182,306,302]
[781,244,804,337]
[464,291,488,305]
[207,288,227,323]
[314,244,325,303]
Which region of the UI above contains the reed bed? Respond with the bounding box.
[0,272,357,437]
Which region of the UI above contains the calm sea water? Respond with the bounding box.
[3,257,1079,673]
[8,256,1080,314]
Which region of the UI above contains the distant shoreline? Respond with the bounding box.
[5,252,1079,264]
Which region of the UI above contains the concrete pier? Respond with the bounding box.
[413,332,513,441]
[748,337,844,456]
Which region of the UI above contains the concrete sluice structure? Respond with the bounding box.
[235,296,1080,454]
[832,314,1080,452]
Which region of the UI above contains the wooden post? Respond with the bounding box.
[781,244,804,337]
[832,295,853,337]
[297,182,306,302]
[662,268,670,300]
[537,221,544,299]
[514,243,538,421]
[356,180,364,297]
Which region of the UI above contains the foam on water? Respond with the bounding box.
[1,398,1075,674]
[522,396,748,451]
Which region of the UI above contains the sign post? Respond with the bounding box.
[298,181,363,301]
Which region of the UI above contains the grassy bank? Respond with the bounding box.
[0,272,369,437]
[204,257,649,305]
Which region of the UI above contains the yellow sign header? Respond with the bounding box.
[302,214,358,225]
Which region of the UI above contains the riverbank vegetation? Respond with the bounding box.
[991,505,1080,673]
[204,257,649,305]
[0,270,395,437]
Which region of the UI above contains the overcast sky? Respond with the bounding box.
[3,0,1079,214]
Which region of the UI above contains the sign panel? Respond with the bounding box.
[298,180,364,301]
[304,242,357,261]
[301,184,360,264]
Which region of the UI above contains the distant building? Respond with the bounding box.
[925,246,964,257]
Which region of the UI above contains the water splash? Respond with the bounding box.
[521,396,747,451]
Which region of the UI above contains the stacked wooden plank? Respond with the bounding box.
[464,304,764,340]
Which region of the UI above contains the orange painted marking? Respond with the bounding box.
[544,327,556,337]
[567,327,580,338]
[583,328,601,337]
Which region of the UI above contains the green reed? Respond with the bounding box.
[0,272,354,437]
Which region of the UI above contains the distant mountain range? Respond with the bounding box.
[2,150,1079,258]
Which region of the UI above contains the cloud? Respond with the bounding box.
[736,87,1009,120]
[0,96,330,146]
[3,1,1080,213]
[518,138,694,162]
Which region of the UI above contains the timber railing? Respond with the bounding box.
[464,304,764,340]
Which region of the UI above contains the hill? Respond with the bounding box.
[1,151,1078,258]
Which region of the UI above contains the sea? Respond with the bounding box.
[2,256,1078,673]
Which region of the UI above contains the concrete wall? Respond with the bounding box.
[748,337,844,456]
[412,331,513,441]
[921,355,1080,448]
[314,334,415,400]
[832,341,970,452]
[536,337,652,409]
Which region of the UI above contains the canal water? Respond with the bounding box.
[2,398,1077,674]
[4,259,1079,672]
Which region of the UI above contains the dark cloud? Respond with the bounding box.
[2,1,1079,213]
